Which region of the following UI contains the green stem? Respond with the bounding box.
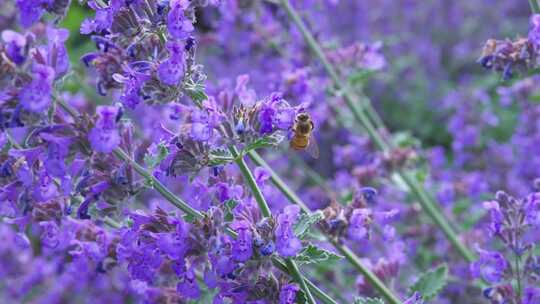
[329,239,401,304]
[103,216,123,229]
[514,252,522,302]
[398,171,476,262]
[272,258,338,304]
[249,151,401,304]
[113,148,204,220]
[278,0,476,263]
[529,0,540,14]
[229,146,272,218]
[229,147,316,304]
[285,259,318,304]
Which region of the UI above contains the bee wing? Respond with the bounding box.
[305,135,320,159]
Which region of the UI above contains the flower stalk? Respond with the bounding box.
[229,146,317,304]
[249,151,402,304]
[278,0,476,263]
[529,0,540,14]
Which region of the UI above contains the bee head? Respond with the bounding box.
[296,112,310,122]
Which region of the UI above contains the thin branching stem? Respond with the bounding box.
[278,0,476,263]
[248,151,402,304]
[229,146,317,304]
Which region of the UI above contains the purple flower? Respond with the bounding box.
[403,292,424,304]
[88,106,121,153]
[47,27,70,76]
[189,109,214,141]
[274,106,296,130]
[275,205,302,257]
[470,247,508,283]
[167,0,194,40]
[157,41,185,86]
[39,221,60,249]
[347,209,371,241]
[279,284,299,304]
[254,167,271,186]
[16,0,46,28]
[156,220,191,260]
[523,287,540,304]
[33,172,58,202]
[483,200,504,235]
[41,133,71,178]
[231,220,253,262]
[235,74,256,106]
[80,4,118,35]
[258,104,276,135]
[1,30,28,65]
[176,267,200,299]
[19,64,55,112]
[529,14,540,48]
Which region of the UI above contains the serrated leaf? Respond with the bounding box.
[408,263,448,301]
[294,244,343,265]
[243,134,283,154]
[293,211,323,239]
[353,297,385,304]
[144,142,169,170]
[185,83,208,106]
[208,149,235,166]
[223,199,238,222]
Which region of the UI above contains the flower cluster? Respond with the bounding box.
[478,14,540,80]
[321,187,397,242]
[471,189,540,304]
[16,0,72,28]
[112,195,308,302]
[157,75,299,178]
[80,0,210,108]
[1,26,69,128]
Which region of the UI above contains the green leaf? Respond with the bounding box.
[295,289,308,304]
[242,134,284,154]
[223,199,238,222]
[408,263,448,301]
[185,83,209,106]
[293,211,324,239]
[183,213,196,223]
[144,142,169,170]
[391,131,421,148]
[353,297,385,304]
[208,149,235,167]
[294,244,343,265]
[348,69,375,87]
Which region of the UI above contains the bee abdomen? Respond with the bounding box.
[290,136,309,150]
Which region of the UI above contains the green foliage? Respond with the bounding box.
[144,142,169,170]
[185,82,209,106]
[294,244,343,266]
[348,69,375,87]
[391,131,421,149]
[293,211,324,239]
[353,297,385,304]
[223,199,239,222]
[408,264,448,301]
[208,149,235,167]
[242,134,283,154]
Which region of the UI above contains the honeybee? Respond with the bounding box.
[290,112,319,158]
